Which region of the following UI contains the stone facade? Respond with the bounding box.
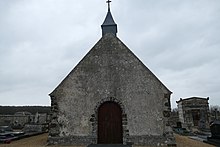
[48,33,175,146]
[176,97,210,130]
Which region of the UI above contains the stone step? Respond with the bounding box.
[88,144,132,147]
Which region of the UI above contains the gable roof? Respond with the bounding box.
[50,34,172,96]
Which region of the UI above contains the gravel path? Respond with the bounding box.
[174,134,214,147]
[0,133,215,147]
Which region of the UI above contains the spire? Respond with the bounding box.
[101,0,117,36]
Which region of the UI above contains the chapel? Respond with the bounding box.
[48,1,175,146]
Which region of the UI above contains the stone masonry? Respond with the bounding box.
[48,3,175,146]
[48,34,175,146]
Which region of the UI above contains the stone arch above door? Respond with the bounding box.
[95,97,126,114]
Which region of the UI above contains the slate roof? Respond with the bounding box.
[102,11,117,26]
[101,9,117,36]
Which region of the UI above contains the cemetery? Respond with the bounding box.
[0,111,49,144]
[0,1,219,147]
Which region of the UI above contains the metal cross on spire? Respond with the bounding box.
[106,0,112,12]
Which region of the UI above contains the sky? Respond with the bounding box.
[0,0,220,108]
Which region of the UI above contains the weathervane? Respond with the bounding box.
[106,0,112,12]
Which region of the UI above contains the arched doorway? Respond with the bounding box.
[98,101,123,144]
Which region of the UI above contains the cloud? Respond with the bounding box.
[0,0,220,108]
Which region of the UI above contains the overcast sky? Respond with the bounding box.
[0,0,219,108]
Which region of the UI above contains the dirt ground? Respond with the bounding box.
[0,133,215,147]
[174,134,214,147]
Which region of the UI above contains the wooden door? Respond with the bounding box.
[98,102,123,144]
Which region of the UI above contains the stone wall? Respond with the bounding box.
[48,34,175,146]
[0,115,31,128]
[0,113,49,128]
